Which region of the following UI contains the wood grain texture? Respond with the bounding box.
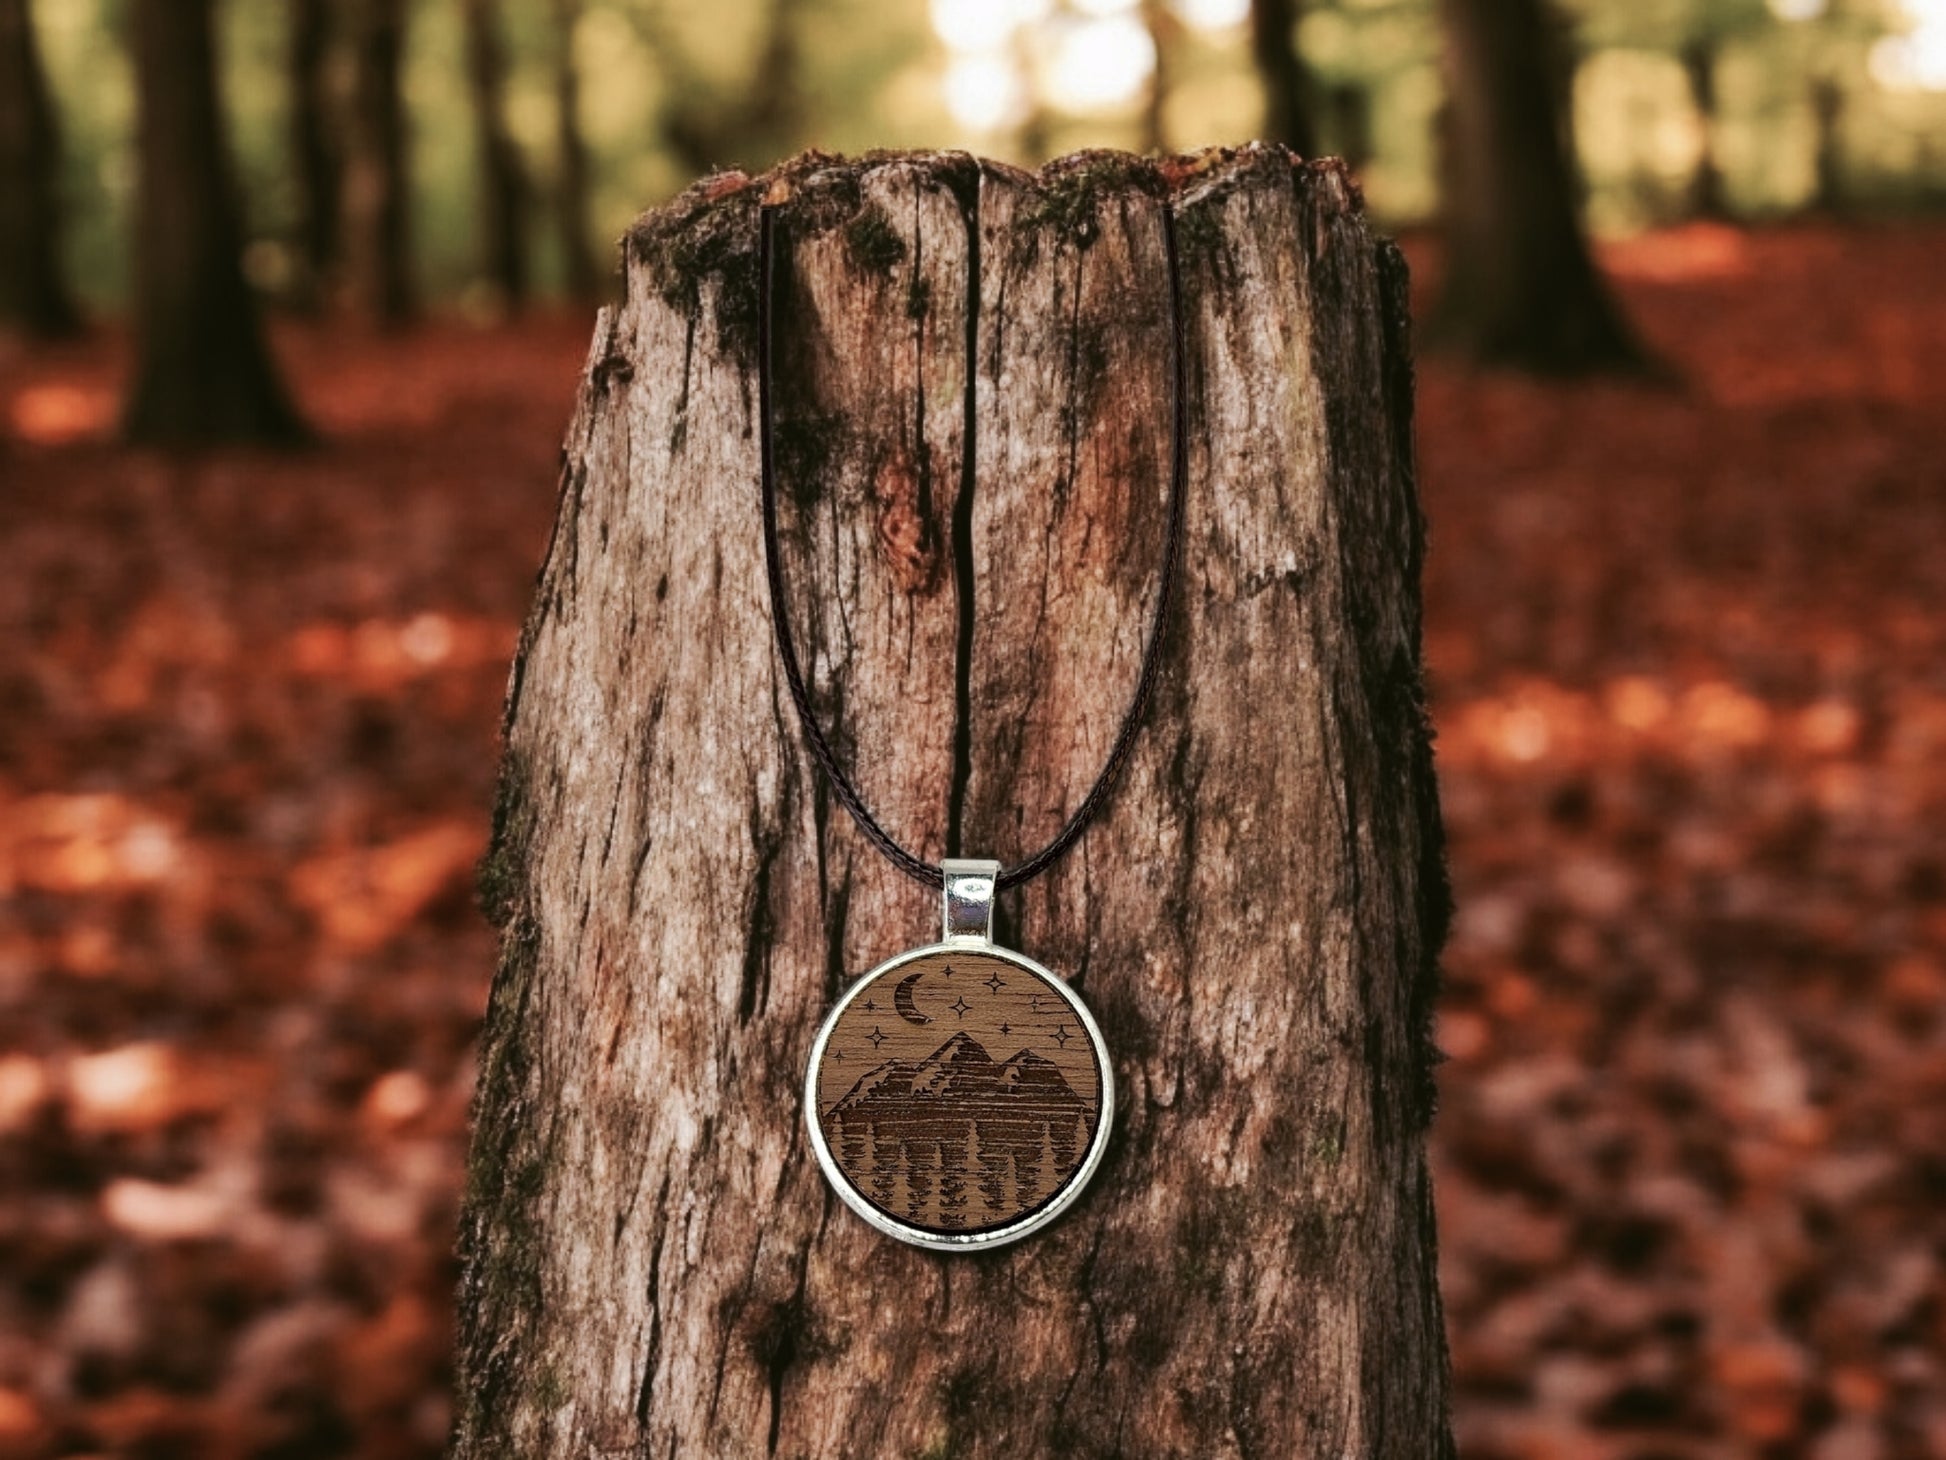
[455,146,1453,1459]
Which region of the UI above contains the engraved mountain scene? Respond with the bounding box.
[821,1031,1097,1231]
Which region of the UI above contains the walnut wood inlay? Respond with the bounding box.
[815,949,1104,1235]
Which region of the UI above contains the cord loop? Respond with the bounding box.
[757,196,1188,893]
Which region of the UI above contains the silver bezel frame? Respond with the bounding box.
[804,939,1115,1253]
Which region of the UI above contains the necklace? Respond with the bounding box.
[757,200,1189,1251]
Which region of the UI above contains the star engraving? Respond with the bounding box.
[983,971,1005,993]
[863,999,877,1012]
[867,1026,888,1048]
[949,995,971,1018]
[999,1022,1011,1036]
[1052,1024,1072,1047]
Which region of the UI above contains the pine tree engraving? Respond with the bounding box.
[906,1140,936,1222]
[938,1132,970,1228]
[976,1126,1006,1218]
[819,1030,1099,1229]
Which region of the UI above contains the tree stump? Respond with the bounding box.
[456,146,1453,1459]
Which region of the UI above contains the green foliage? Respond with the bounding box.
[19,0,1946,313]
[34,0,133,306]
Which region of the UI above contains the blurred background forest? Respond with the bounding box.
[11,0,1946,317]
[2,0,1944,1458]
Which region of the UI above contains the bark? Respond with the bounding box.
[549,0,601,300]
[462,0,528,309]
[455,146,1452,1459]
[287,0,340,306]
[1681,37,1725,219]
[346,0,413,326]
[1249,0,1317,159]
[1429,0,1646,375]
[122,0,304,446]
[0,0,83,338]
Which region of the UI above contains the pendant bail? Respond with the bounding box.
[941,858,1000,944]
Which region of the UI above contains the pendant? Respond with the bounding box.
[805,859,1114,1251]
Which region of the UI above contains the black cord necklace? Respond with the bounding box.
[760,200,1190,1251]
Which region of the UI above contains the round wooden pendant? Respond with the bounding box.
[806,943,1112,1251]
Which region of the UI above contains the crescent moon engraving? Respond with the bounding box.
[892,970,933,1026]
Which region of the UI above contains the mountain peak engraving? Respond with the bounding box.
[821,1033,1096,1231]
[828,1033,1084,1118]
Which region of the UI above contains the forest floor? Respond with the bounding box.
[0,222,1942,1460]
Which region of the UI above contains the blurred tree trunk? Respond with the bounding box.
[0,0,83,338]
[462,0,527,309]
[550,0,600,300]
[1811,75,1845,215]
[287,0,341,307]
[1430,0,1645,375]
[122,0,304,446]
[746,0,799,157]
[1140,0,1177,155]
[1250,0,1318,158]
[1325,79,1374,174]
[453,146,1452,1460]
[1681,36,1725,219]
[347,0,413,326]
[658,0,801,176]
[1014,35,1052,166]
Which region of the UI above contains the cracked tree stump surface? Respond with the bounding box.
[454,145,1454,1460]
